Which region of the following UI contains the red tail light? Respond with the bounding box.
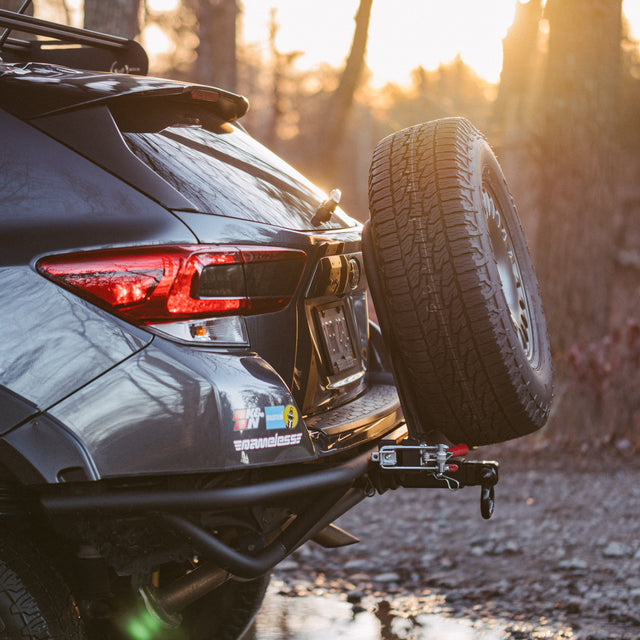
[37,245,306,324]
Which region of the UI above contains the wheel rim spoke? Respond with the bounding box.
[482,187,535,360]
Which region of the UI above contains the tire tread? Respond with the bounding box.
[368,118,552,445]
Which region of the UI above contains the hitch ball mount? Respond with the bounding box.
[371,441,499,519]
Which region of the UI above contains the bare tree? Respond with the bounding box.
[262,8,303,149]
[193,0,238,91]
[493,0,543,136]
[533,0,623,352]
[315,0,373,185]
[489,1,544,242]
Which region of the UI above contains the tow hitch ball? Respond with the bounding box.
[371,442,499,519]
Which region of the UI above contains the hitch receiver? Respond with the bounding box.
[371,441,499,519]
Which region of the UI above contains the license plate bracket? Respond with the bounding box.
[316,302,358,376]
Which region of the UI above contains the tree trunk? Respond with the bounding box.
[193,0,238,91]
[265,8,283,149]
[534,0,622,352]
[315,0,373,186]
[493,0,543,136]
[83,0,140,39]
[490,1,543,243]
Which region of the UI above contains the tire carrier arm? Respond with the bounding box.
[362,221,499,519]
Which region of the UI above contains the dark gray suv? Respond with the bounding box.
[0,7,552,640]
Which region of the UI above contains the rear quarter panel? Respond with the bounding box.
[0,109,196,425]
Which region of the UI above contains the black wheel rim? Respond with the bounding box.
[482,185,535,361]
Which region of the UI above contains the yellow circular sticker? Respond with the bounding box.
[284,404,299,429]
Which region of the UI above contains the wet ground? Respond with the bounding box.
[250,583,575,639]
[249,440,640,640]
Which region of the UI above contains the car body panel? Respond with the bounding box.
[46,340,316,478]
[0,109,199,264]
[0,267,150,421]
[0,386,38,435]
[1,412,99,484]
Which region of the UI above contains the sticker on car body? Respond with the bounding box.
[265,404,299,430]
[233,432,303,452]
[233,407,263,431]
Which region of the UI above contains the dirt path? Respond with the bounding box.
[273,443,640,639]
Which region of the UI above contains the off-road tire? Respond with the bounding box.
[367,117,552,445]
[0,533,86,640]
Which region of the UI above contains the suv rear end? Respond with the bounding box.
[0,60,403,477]
[0,11,407,639]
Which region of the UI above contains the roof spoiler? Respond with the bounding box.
[0,7,148,75]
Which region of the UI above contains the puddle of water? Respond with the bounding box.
[250,583,547,640]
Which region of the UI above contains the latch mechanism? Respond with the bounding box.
[371,440,499,519]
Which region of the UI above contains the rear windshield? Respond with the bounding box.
[112,100,355,231]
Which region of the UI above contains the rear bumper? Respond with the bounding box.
[39,427,499,579]
[39,442,383,580]
[2,336,404,483]
[40,444,377,514]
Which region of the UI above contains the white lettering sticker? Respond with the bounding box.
[233,432,303,452]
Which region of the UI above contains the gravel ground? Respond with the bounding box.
[272,441,640,640]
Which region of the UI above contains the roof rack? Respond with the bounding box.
[0,7,148,75]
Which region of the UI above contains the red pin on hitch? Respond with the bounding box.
[447,444,469,458]
[444,444,467,475]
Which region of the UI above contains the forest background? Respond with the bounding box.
[4,0,640,452]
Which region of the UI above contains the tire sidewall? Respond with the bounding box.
[472,138,552,404]
[0,532,86,640]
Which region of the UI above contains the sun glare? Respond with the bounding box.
[242,0,519,85]
[370,1,519,85]
[241,0,640,86]
[146,0,180,12]
[143,0,639,87]
[141,23,175,57]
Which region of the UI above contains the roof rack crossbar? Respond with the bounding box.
[0,9,129,51]
[0,9,148,75]
[0,0,32,48]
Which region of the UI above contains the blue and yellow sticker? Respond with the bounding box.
[265,404,299,430]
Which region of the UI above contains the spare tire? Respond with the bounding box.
[367,117,552,446]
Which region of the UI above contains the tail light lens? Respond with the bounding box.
[37,245,306,345]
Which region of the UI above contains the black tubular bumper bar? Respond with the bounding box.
[40,447,374,515]
[41,450,374,581]
[162,488,364,580]
[0,8,148,74]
